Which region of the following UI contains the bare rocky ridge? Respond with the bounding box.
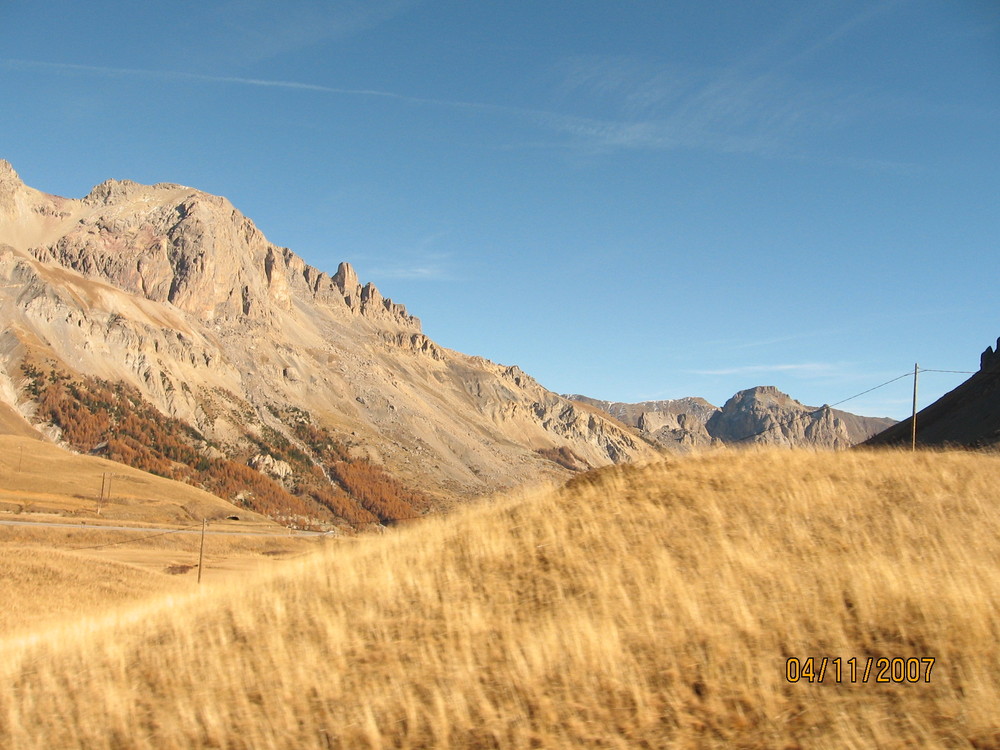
[567,395,719,449]
[569,386,896,450]
[0,160,656,522]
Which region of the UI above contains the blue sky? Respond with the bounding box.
[2,0,998,419]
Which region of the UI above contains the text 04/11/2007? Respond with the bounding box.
[785,657,935,684]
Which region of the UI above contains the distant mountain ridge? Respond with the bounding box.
[569,386,896,450]
[0,160,656,528]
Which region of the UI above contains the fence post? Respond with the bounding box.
[97,472,105,515]
[911,363,919,451]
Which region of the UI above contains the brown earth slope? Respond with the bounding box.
[865,339,1000,448]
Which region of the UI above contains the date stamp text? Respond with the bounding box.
[785,657,935,684]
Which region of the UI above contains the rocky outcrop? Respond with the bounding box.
[249,454,294,483]
[0,161,656,510]
[980,338,1000,371]
[571,386,895,450]
[568,394,718,450]
[0,160,23,215]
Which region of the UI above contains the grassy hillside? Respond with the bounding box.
[0,434,318,634]
[0,434,274,525]
[0,400,44,439]
[0,528,317,637]
[2,448,999,748]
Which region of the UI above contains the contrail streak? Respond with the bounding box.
[2,58,495,110]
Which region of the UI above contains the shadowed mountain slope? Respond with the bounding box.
[865,340,1000,448]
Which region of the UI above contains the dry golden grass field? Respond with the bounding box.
[0,434,278,525]
[2,447,1000,748]
[0,434,319,635]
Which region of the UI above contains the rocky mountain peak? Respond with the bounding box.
[3,164,416,331]
[747,385,779,395]
[0,161,656,520]
[0,160,62,230]
[706,386,887,447]
[0,160,26,213]
[729,385,793,404]
[572,384,895,451]
[83,178,148,206]
[0,159,21,185]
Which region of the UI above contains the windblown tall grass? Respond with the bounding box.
[0,527,315,635]
[2,448,999,748]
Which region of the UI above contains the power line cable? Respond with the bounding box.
[74,521,207,550]
[826,372,913,408]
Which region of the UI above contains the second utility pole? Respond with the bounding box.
[197,519,207,584]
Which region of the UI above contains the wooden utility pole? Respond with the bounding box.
[911,363,919,451]
[197,519,207,584]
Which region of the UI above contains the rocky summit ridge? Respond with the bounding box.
[0,161,656,527]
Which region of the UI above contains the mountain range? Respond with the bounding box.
[0,160,656,528]
[568,387,895,450]
[0,160,896,527]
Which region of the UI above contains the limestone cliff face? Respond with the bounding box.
[570,386,895,450]
[0,160,656,506]
[567,395,719,450]
[17,171,418,330]
[705,386,893,448]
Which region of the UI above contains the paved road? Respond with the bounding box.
[0,518,327,537]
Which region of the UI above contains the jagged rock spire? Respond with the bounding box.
[0,159,27,218]
[333,261,360,293]
[0,159,21,181]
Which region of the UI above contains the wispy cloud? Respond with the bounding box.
[2,59,452,106]
[535,1,918,168]
[689,363,842,377]
[2,57,544,130]
[368,232,458,282]
[730,334,834,351]
[541,56,891,164]
[782,0,908,70]
[369,265,451,280]
[704,327,846,351]
[3,0,920,176]
[206,0,417,65]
